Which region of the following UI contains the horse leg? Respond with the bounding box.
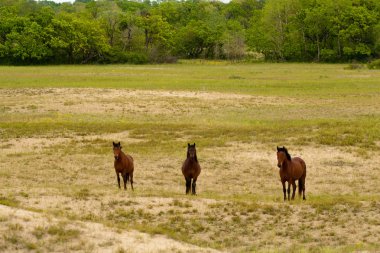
[282,181,286,201]
[191,178,197,195]
[291,180,296,200]
[130,173,134,191]
[122,173,127,190]
[185,177,191,195]
[287,181,291,201]
[116,173,121,189]
[302,180,306,200]
[298,179,303,198]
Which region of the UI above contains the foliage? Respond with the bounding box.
[367,58,380,69]
[0,0,379,64]
[248,0,380,62]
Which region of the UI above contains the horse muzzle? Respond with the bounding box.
[114,156,119,160]
[277,164,281,168]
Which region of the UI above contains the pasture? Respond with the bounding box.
[0,62,380,252]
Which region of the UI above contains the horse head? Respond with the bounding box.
[187,143,198,162]
[113,141,122,160]
[277,146,291,168]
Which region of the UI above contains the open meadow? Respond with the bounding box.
[0,62,380,253]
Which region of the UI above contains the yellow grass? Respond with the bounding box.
[0,63,379,252]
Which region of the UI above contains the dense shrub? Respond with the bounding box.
[367,59,380,69]
[104,50,148,64]
[0,0,379,64]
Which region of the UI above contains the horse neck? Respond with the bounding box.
[281,159,291,172]
[119,150,127,160]
[187,157,198,164]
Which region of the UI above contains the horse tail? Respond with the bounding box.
[300,159,306,194]
[303,160,307,178]
[125,173,129,183]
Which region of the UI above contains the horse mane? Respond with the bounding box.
[186,150,198,162]
[278,146,291,161]
[193,150,198,162]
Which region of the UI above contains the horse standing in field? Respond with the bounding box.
[276,146,306,201]
[113,142,134,190]
[182,143,201,195]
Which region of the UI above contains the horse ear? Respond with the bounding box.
[188,143,190,147]
[113,142,116,146]
[193,143,196,146]
[277,146,279,151]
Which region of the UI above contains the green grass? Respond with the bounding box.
[0,63,379,96]
[47,223,80,242]
[1,62,380,253]
[0,195,19,207]
[1,114,379,153]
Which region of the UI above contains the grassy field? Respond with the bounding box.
[0,62,379,252]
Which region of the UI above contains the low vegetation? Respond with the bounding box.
[0,63,379,252]
[368,59,380,69]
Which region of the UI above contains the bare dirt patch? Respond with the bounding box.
[1,87,379,252]
[0,204,220,253]
[0,88,299,116]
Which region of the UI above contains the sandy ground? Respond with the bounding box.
[0,204,221,253]
[0,88,300,116]
[1,88,379,252]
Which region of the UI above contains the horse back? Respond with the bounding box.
[291,157,306,178]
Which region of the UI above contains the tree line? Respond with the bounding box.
[0,0,379,64]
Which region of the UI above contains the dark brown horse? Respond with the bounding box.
[182,143,201,195]
[113,142,134,190]
[276,146,306,201]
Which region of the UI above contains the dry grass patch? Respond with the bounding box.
[1,65,380,253]
[0,205,219,253]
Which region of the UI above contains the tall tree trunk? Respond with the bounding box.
[145,29,149,50]
[337,35,341,58]
[127,28,132,50]
[317,35,320,62]
[302,30,306,58]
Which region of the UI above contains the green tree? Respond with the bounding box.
[223,20,246,60]
[1,0,379,64]
[5,20,52,63]
[49,13,109,63]
[137,13,173,53]
[99,1,123,46]
[248,0,302,60]
[336,5,377,60]
[303,1,334,61]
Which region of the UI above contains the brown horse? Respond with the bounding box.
[276,146,306,201]
[182,143,201,195]
[113,142,134,190]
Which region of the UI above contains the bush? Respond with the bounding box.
[320,49,338,62]
[344,62,365,70]
[244,51,265,62]
[367,59,380,69]
[148,47,178,63]
[104,49,148,64]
